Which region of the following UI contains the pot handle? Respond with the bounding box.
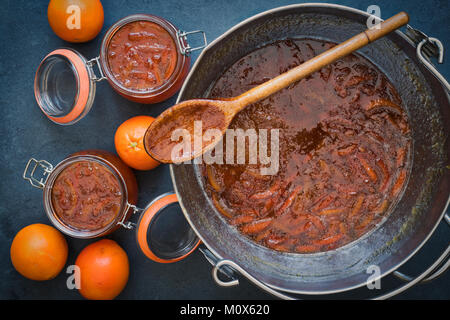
[391,212,450,284]
[211,259,296,300]
[405,25,450,92]
[374,245,450,299]
[199,245,295,299]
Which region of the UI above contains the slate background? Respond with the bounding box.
[0,0,448,300]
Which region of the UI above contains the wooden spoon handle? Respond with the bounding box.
[231,12,409,112]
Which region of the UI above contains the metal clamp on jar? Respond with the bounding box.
[23,150,201,263]
[34,14,207,125]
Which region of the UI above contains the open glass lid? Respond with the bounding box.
[136,192,201,263]
[34,48,99,125]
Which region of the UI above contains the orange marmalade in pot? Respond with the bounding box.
[202,39,412,254]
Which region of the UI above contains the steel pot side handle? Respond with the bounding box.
[199,246,297,300]
[209,212,450,300]
[405,25,450,92]
[375,245,450,300]
[391,212,450,284]
[212,259,296,300]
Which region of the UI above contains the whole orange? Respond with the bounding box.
[75,239,129,300]
[115,116,160,170]
[10,224,68,281]
[47,0,104,43]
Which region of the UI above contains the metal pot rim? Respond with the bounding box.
[170,3,450,296]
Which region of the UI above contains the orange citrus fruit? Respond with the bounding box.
[115,116,160,170]
[10,223,68,281]
[47,0,104,43]
[75,239,129,300]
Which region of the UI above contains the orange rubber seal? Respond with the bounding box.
[35,49,90,124]
[136,193,200,263]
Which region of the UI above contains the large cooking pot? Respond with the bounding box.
[169,3,450,298]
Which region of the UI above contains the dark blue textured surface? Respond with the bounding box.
[0,0,448,299]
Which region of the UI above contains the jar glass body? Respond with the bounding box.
[42,150,138,238]
[99,14,191,104]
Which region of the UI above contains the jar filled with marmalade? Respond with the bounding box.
[34,14,207,125]
[24,150,201,263]
[24,150,138,238]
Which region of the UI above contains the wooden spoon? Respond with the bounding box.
[144,12,409,163]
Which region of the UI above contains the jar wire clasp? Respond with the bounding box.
[117,203,142,229]
[23,158,54,189]
[87,56,107,82]
[177,30,207,55]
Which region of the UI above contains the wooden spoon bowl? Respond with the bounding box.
[144,99,233,163]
